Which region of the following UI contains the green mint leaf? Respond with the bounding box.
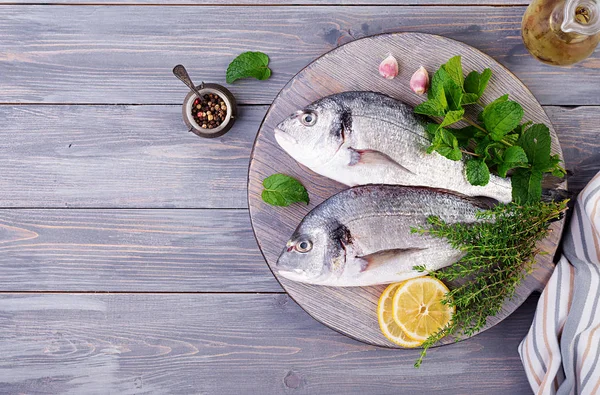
[497,163,514,178]
[482,100,524,141]
[497,146,528,177]
[448,148,463,161]
[474,137,502,161]
[442,55,464,87]
[549,155,565,173]
[477,110,484,123]
[262,174,309,207]
[429,68,450,110]
[436,145,462,161]
[503,145,529,164]
[513,120,533,137]
[415,101,445,118]
[474,136,490,156]
[439,109,465,128]
[477,68,492,96]
[502,133,519,146]
[517,124,552,169]
[439,128,456,147]
[430,128,462,161]
[226,51,271,84]
[487,143,504,161]
[451,126,478,147]
[461,93,480,105]
[425,122,439,139]
[430,62,463,111]
[481,94,509,120]
[428,67,448,100]
[443,79,464,111]
[464,71,480,95]
[490,94,509,104]
[464,68,492,99]
[552,166,567,178]
[537,154,565,174]
[512,168,543,204]
[466,159,490,186]
[434,86,449,113]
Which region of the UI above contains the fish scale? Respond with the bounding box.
[276,185,488,287]
[274,91,513,203]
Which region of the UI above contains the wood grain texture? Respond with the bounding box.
[0,0,529,4]
[545,106,600,194]
[0,209,281,292]
[1,103,597,292]
[0,292,537,394]
[248,32,566,347]
[0,105,259,209]
[0,104,597,209]
[1,6,599,106]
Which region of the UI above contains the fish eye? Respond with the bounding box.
[301,112,317,126]
[295,240,312,253]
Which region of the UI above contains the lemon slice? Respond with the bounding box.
[377,283,423,348]
[392,277,454,342]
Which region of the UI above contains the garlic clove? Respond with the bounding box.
[410,66,429,94]
[379,54,399,80]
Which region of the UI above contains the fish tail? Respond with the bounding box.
[541,188,572,204]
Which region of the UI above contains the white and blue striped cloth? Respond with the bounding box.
[520,172,600,394]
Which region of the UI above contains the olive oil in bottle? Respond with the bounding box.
[522,0,600,66]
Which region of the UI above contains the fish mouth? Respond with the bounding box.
[274,127,298,148]
[276,269,309,283]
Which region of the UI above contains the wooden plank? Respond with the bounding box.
[1,6,599,106]
[545,106,600,194]
[0,292,536,394]
[0,105,259,208]
[0,105,598,209]
[0,209,281,292]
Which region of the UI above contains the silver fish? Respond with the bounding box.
[276,185,488,287]
[274,91,513,203]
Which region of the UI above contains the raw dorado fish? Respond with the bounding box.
[274,91,513,203]
[276,185,489,287]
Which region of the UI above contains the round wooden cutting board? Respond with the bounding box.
[248,32,566,347]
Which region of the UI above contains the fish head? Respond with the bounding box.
[274,98,346,168]
[276,225,344,284]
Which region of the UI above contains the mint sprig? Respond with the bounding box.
[414,56,565,204]
[261,174,309,207]
[226,51,271,84]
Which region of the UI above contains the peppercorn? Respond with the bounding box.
[191,93,228,129]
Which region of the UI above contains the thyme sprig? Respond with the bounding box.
[411,200,568,367]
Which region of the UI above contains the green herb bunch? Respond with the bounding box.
[411,199,568,367]
[414,56,565,204]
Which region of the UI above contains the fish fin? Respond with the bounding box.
[358,248,426,272]
[449,193,497,210]
[347,148,415,175]
[408,186,499,210]
[470,196,499,210]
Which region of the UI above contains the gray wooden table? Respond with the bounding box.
[0,2,599,394]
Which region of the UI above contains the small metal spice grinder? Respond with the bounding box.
[182,83,237,138]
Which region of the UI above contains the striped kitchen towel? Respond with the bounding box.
[519,171,600,395]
